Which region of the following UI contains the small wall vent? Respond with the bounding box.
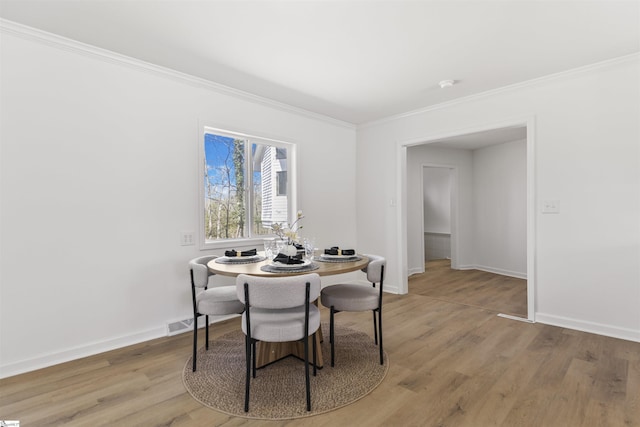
[166,314,240,336]
[167,318,194,336]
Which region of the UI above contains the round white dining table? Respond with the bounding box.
[207,254,370,368]
[207,254,369,277]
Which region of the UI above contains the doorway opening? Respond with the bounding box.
[397,117,535,322]
[421,165,456,269]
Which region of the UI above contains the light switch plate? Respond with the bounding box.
[542,200,560,214]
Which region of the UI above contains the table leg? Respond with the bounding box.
[255,333,324,369]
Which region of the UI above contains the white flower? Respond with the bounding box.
[271,211,304,244]
[285,229,299,241]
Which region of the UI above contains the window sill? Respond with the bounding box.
[200,237,274,251]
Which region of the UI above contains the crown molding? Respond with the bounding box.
[3,18,636,132]
[0,18,356,130]
[360,52,640,129]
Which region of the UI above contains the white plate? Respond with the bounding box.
[271,259,311,269]
[320,253,357,260]
[222,254,261,262]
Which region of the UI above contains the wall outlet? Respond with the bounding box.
[180,231,195,246]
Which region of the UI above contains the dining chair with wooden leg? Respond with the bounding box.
[236,272,321,412]
[320,254,386,366]
[189,255,245,372]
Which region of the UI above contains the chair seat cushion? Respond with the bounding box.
[197,286,245,315]
[242,305,320,342]
[321,284,379,312]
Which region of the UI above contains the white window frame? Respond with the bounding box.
[198,125,298,250]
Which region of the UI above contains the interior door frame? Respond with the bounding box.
[396,116,536,321]
[418,164,458,274]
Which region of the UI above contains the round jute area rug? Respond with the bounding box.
[183,322,388,420]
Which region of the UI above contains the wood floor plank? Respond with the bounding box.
[2,265,638,426]
[539,358,596,426]
[462,330,548,426]
[625,358,640,426]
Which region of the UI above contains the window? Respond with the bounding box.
[200,127,296,248]
[276,171,287,196]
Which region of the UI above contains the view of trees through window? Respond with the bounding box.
[203,131,290,242]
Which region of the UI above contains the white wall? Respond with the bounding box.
[357,55,640,342]
[422,166,452,263]
[0,28,358,377]
[423,167,451,234]
[473,139,527,277]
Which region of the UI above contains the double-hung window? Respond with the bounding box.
[199,127,296,249]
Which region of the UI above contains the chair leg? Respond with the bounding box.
[312,332,317,376]
[205,315,210,350]
[373,310,378,345]
[252,340,257,378]
[378,308,384,365]
[304,330,311,411]
[329,313,333,344]
[192,317,198,372]
[330,306,336,367]
[244,335,251,412]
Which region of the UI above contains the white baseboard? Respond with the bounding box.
[407,267,424,276]
[383,283,401,294]
[457,264,527,280]
[536,313,640,343]
[0,326,165,379]
[0,315,241,379]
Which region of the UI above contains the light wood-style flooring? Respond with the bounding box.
[2,266,638,426]
[411,259,528,318]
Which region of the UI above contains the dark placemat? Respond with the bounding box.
[260,263,320,273]
[315,256,363,263]
[215,256,266,265]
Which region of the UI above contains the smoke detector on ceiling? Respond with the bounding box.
[439,79,456,88]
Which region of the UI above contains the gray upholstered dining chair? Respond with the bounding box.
[189,255,245,372]
[320,254,386,366]
[236,273,321,413]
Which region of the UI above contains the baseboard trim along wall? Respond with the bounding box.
[413,264,525,279]
[0,315,242,378]
[458,264,527,280]
[1,326,165,379]
[536,313,640,343]
[384,283,401,294]
[408,267,424,276]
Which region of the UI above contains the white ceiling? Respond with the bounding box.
[426,126,527,151]
[1,1,639,125]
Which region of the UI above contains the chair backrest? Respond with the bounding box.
[362,254,386,284]
[189,255,217,288]
[236,273,321,309]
